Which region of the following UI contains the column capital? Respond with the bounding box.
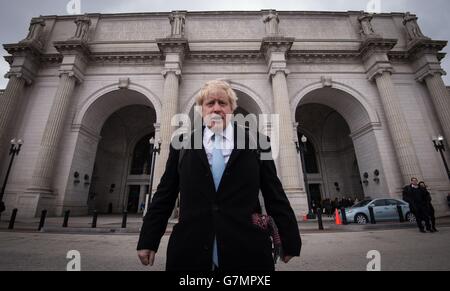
[360,38,397,81]
[54,40,90,84]
[4,71,33,85]
[162,69,182,78]
[3,42,43,85]
[415,64,446,82]
[407,39,448,82]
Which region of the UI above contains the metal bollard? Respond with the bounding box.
[92,210,98,228]
[63,210,70,228]
[340,208,348,225]
[397,205,405,223]
[8,208,18,230]
[38,210,47,231]
[316,208,324,230]
[122,210,128,228]
[368,206,376,224]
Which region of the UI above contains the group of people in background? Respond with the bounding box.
[313,197,358,217]
[402,177,438,233]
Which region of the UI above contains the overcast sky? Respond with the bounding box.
[1,0,449,89]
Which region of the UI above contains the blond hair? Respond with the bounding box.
[195,80,238,111]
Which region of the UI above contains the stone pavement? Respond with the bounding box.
[0,226,449,271]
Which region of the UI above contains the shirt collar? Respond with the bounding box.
[204,122,234,143]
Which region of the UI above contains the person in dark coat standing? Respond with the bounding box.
[419,181,438,232]
[137,80,301,271]
[402,177,432,233]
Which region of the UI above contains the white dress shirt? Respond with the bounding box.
[203,123,234,165]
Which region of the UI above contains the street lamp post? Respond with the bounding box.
[143,137,161,217]
[295,135,315,219]
[0,139,23,214]
[433,135,450,181]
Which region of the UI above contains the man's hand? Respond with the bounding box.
[138,250,156,266]
[283,256,293,264]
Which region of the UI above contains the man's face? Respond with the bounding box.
[411,178,418,186]
[202,89,233,132]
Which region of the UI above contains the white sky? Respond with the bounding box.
[1,0,449,88]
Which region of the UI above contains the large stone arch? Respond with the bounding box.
[61,84,160,215]
[294,82,389,200]
[291,81,380,133]
[73,82,161,135]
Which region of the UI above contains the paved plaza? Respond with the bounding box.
[1,217,449,271]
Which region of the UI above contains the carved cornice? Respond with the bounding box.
[260,36,294,59]
[288,50,360,63]
[54,39,91,56]
[188,51,263,63]
[157,37,190,56]
[3,42,43,58]
[406,38,447,60]
[359,37,397,61]
[90,53,163,64]
[3,42,42,85]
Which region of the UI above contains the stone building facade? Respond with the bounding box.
[1,10,450,218]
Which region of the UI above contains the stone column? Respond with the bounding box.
[25,40,88,214]
[271,70,304,190]
[28,73,77,192]
[373,71,423,183]
[1,41,41,166]
[424,73,450,144]
[261,36,309,217]
[0,74,26,151]
[153,39,188,191]
[153,70,180,189]
[361,38,423,184]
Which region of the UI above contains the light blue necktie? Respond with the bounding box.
[212,134,226,191]
[211,134,225,268]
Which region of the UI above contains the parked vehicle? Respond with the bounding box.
[345,198,416,224]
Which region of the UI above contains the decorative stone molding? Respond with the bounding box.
[321,76,332,88]
[157,38,190,56]
[288,51,360,63]
[118,78,130,89]
[359,38,397,81]
[349,122,382,140]
[407,39,447,60]
[54,40,90,84]
[260,36,294,60]
[3,42,43,85]
[359,37,397,61]
[406,39,448,82]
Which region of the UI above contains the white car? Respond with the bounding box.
[345,198,416,224]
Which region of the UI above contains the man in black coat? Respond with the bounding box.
[137,80,301,271]
[402,177,432,233]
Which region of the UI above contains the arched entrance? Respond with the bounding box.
[66,88,158,215]
[294,86,388,211]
